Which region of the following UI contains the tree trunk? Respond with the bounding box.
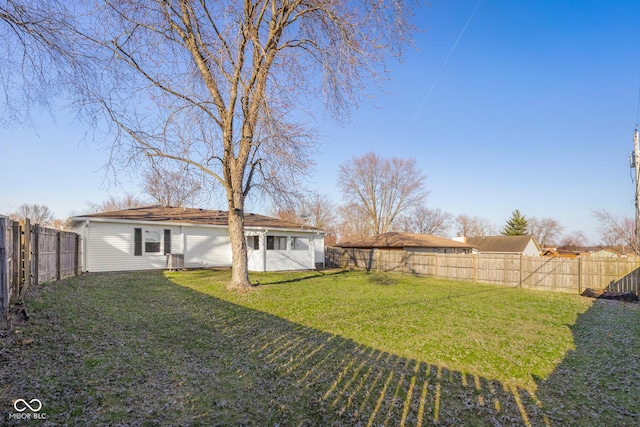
[227,207,252,291]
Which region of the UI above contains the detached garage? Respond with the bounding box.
[65,206,325,273]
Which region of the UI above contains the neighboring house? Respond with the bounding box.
[65,206,325,273]
[590,248,620,258]
[542,246,622,258]
[335,232,475,254]
[541,248,579,258]
[464,235,541,256]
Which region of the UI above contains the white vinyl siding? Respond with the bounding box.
[82,223,182,272]
[71,217,324,273]
[247,233,318,271]
[184,228,231,268]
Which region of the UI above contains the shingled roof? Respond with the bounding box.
[465,235,538,254]
[68,205,322,231]
[337,232,475,250]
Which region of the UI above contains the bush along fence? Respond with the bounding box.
[325,247,640,296]
[0,216,80,329]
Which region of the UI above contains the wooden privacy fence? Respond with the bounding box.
[325,247,640,295]
[0,216,80,329]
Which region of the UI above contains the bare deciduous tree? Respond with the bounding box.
[527,217,564,247]
[66,1,418,290]
[2,1,418,290]
[336,203,374,243]
[0,0,80,126]
[10,203,55,225]
[338,152,428,237]
[593,209,639,255]
[274,192,338,245]
[558,230,588,252]
[454,214,496,238]
[85,193,146,214]
[396,206,453,237]
[143,163,203,207]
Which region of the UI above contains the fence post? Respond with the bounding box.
[75,234,81,275]
[519,255,523,287]
[20,219,31,300]
[578,257,582,295]
[11,221,20,303]
[435,253,439,277]
[32,223,40,286]
[473,254,478,283]
[56,231,62,280]
[0,217,10,329]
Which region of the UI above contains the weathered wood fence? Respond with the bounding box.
[325,247,640,295]
[0,216,80,329]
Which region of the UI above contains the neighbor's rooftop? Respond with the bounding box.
[336,232,476,249]
[465,235,539,253]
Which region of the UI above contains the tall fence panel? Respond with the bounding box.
[521,256,578,293]
[37,225,58,283]
[476,255,520,286]
[1,217,13,329]
[325,247,640,296]
[0,217,80,329]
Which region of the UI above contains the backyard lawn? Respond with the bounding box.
[1,269,639,426]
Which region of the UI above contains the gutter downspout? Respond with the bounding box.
[262,230,269,272]
[83,220,89,272]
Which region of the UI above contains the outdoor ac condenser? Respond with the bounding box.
[166,254,185,270]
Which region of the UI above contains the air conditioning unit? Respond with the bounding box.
[166,254,185,270]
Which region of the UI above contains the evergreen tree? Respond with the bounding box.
[501,210,529,236]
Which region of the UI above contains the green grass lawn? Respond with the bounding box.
[2,269,639,426]
[172,269,590,389]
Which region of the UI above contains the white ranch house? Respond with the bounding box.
[65,206,325,273]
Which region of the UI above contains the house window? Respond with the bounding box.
[247,235,259,250]
[145,230,161,253]
[134,228,142,256]
[266,236,287,250]
[164,229,171,254]
[292,237,309,250]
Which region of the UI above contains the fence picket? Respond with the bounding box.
[325,247,640,296]
[0,216,80,329]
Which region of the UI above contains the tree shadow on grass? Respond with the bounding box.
[2,271,556,426]
[535,299,640,426]
[253,268,351,286]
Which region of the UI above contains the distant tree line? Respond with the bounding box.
[6,151,637,254]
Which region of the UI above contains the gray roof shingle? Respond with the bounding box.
[336,232,475,249]
[465,235,536,253]
[69,205,322,231]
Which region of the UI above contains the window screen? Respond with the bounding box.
[145,230,161,253]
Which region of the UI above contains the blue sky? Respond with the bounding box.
[2,0,640,243]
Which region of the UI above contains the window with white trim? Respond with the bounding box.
[247,235,260,250]
[291,237,309,250]
[144,230,162,253]
[266,236,287,250]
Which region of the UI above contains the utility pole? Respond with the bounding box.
[634,129,640,246]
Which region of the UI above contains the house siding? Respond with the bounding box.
[314,235,325,267]
[184,228,232,268]
[247,232,319,272]
[82,222,185,272]
[71,216,324,273]
[523,240,541,256]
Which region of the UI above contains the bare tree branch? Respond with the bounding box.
[338,152,428,236]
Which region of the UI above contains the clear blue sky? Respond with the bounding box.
[2,0,639,243]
